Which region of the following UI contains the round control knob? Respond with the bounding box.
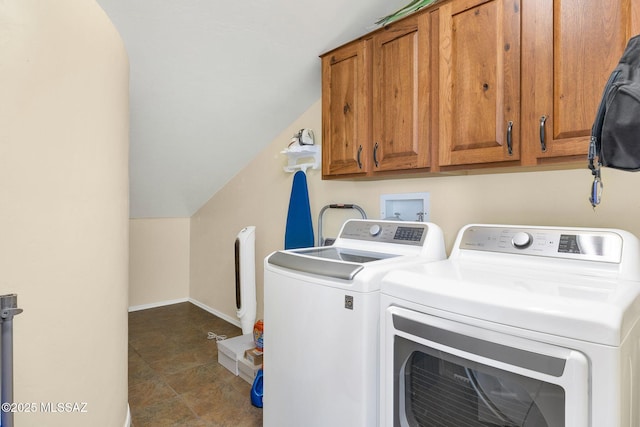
[369,224,382,237]
[512,232,533,249]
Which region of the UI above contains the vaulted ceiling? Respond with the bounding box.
[96,0,406,218]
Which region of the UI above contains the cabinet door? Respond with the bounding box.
[521,0,638,165]
[371,14,431,172]
[321,41,370,177]
[438,0,521,167]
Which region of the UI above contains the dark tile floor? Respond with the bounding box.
[128,302,263,427]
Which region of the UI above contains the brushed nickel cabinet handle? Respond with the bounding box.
[540,115,547,152]
[506,121,513,156]
[357,145,363,169]
[373,142,379,167]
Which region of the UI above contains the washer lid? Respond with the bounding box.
[382,260,640,346]
[267,248,397,280]
[290,246,397,263]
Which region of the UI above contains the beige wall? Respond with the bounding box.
[129,218,190,309]
[0,1,130,426]
[190,99,640,322]
[190,127,295,323]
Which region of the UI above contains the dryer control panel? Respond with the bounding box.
[458,226,623,263]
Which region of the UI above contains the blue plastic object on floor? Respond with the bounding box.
[284,170,314,249]
[251,368,263,408]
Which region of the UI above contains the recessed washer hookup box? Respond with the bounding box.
[217,333,254,376]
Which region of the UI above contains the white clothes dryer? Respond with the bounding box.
[263,219,446,427]
[380,224,640,427]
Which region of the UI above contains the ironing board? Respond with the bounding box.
[284,170,314,249]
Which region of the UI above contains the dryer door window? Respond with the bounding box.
[400,339,564,426]
[385,307,589,427]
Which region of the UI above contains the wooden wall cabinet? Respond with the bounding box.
[520,0,639,166]
[321,0,640,178]
[321,40,369,177]
[371,14,431,173]
[437,0,521,167]
[321,13,432,178]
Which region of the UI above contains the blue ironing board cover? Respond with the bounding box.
[284,170,314,249]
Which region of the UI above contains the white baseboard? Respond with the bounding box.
[189,298,241,328]
[128,297,188,312]
[127,297,241,329]
[124,404,131,427]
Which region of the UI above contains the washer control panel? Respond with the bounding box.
[459,226,623,263]
[338,220,427,246]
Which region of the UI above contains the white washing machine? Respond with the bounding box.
[263,219,446,427]
[380,224,640,427]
